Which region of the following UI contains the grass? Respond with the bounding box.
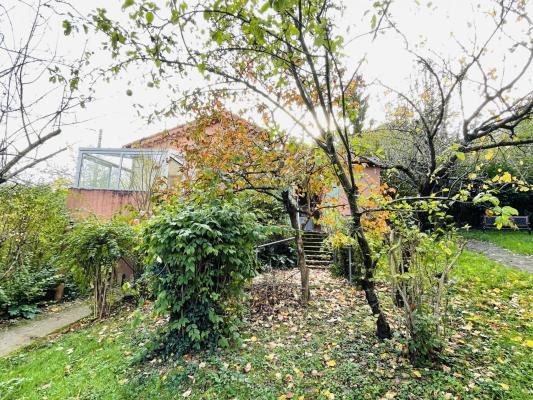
[461,229,533,255]
[0,252,532,400]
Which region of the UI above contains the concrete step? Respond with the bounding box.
[303,234,327,240]
[306,259,332,265]
[303,245,327,250]
[304,252,330,257]
[303,236,326,241]
[303,249,328,255]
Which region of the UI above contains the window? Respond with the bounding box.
[74,148,172,191]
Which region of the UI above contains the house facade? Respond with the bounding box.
[66,124,189,218]
[67,117,382,220]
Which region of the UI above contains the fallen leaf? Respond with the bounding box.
[293,367,304,378]
[244,362,252,373]
[321,389,335,399]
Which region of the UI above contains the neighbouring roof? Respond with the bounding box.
[354,155,385,168]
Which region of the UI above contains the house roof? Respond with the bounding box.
[354,155,385,168]
[122,123,190,149]
[122,113,383,169]
[122,111,259,150]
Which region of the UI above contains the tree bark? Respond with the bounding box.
[318,136,391,339]
[346,191,392,339]
[282,189,310,305]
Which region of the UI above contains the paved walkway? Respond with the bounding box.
[466,240,533,274]
[0,300,91,357]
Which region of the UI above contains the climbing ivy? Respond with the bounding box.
[141,198,262,357]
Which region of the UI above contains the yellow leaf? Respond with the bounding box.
[265,353,276,361]
[251,336,258,342]
[499,383,510,391]
[500,172,512,183]
[321,390,335,399]
[326,359,337,368]
[525,340,533,348]
[412,370,422,378]
[353,164,364,174]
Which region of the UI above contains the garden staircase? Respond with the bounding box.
[303,231,332,269]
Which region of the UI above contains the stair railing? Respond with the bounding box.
[255,237,295,249]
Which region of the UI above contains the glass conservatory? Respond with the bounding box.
[73,148,180,191]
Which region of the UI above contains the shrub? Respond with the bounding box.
[386,227,464,365]
[256,234,296,270]
[141,199,261,357]
[64,217,137,318]
[0,184,70,319]
[1,264,61,318]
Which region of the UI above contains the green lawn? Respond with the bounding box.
[1,252,531,399]
[461,229,533,255]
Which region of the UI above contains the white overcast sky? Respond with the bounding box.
[4,0,532,182]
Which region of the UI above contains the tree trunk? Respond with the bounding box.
[318,137,391,338]
[347,194,392,339]
[282,189,310,305]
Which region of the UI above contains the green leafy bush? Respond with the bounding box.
[0,184,70,319]
[64,218,137,318]
[142,199,261,357]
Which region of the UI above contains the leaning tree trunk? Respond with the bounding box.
[282,189,310,305]
[319,137,391,339]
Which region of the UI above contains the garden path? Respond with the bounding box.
[466,239,533,274]
[0,300,91,357]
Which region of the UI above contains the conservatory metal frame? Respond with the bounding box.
[73,147,174,191]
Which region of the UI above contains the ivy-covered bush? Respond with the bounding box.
[0,184,70,319]
[142,199,261,357]
[64,217,138,318]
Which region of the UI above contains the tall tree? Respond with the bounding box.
[0,0,87,184]
[86,0,394,338]
[173,109,334,305]
[377,0,532,220]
